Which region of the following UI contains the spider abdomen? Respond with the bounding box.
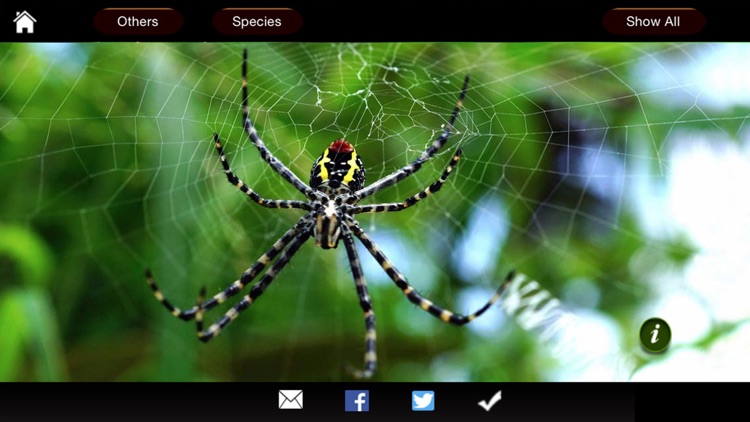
[310,138,366,194]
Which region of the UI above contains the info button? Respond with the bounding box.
[213,8,303,35]
[94,8,183,35]
[603,8,705,35]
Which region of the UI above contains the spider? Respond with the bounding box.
[145,48,515,379]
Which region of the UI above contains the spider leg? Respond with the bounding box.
[347,148,462,214]
[214,133,312,210]
[340,223,377,379]
[344,215,514,326]
[146,213,314,321]
[195,225,313,342]
[346,75,469,203]
[240,49,318,200]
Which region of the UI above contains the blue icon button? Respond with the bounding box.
[412,390,435,411]
[345,390,369,412]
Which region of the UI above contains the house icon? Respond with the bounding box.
[14,11,36,34]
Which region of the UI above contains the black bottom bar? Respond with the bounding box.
[0,382,639,421]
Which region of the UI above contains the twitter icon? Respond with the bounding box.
[412,391,435,411]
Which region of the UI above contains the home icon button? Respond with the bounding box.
[14,11,36,34]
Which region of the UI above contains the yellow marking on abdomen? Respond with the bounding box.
[343,150,361,185]
[318,149,331,181]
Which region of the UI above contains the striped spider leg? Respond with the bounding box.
[342,214,515,377]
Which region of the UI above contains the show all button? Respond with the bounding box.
[603,8,705,35]
[94,8,183,35]
[213,8,303,35]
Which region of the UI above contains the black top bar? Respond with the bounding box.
[1,1,745,42]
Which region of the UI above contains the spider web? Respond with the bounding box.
[2,42,750,381]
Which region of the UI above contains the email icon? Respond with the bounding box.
[279,390,303,409]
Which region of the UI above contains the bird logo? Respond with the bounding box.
[412,391,435,411]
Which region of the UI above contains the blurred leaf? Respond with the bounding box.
[21,289,67,381]
[0,288,66,381]
[0,291,27,380]
[0,224,54,288]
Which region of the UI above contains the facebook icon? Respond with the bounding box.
[345,390,369,412]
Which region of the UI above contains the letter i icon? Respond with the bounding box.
[640,318,671,353]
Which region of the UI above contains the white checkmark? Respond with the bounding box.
[478,390,502,411]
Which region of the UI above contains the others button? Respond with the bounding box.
[94,8,183,35]
[213,8,303,35]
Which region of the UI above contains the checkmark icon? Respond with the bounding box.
[478,390,502,411]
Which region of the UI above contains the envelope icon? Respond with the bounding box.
[279,390,303,409]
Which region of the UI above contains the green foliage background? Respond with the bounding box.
[0,42,740,381]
